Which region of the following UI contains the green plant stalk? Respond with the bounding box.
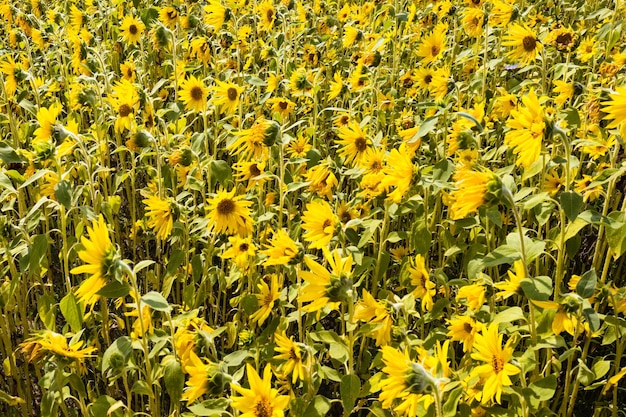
[372,202,390,298]
[559,306,584,417]
[54,367,70,417]
[566,334,591,417]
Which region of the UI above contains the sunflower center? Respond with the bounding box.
[249,164,261,177]
[119,104,132,117]
[354,136,367,152]
[167,10,177,19]
[239,243,249,251]
[129,24,138,35]
[322,218,333,230]
[254,398,273,417]
[424,74,433,84]
[491,354,504,373]
[217,198,235,215]
[289,347,298,360]
[340,211,352,223]
[556,32,572,46]
[522,36,537,52]
[263,291,275,306]
[227,87,238,101]
[266,9,274,22]
[279,100,288,110]
[190,86,204,101]
[431,45,440,56]
[463,322,473,334]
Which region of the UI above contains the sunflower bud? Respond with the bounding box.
[406,362,436,395]
[263,120,281,146]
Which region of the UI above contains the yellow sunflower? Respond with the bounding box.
[221,235,256,269]
[231,364,289,417]
[249,275,281,326]
[502,23,543,66]
[179,75,209,113]
[206,189,254,236]
[211,80,244,114]
[70,215,118,307]
[298,249,353,314]
[416,23,447,65]
[142,194,174,240]
[470,323,520,404]
[119,15,145,45]
[336,120,370,165]
[257,0,277,32]
[504,89,545,169]
[273,331,309,383]
[301,200,337,249]
[261,229,299,266]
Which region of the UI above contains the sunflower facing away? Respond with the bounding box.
[70,215,118,307]
[261,229,299,266]
[298,249,353,314]
[230,363,289,417]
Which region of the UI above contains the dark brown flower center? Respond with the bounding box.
[556,32,572,46]
[227,87,238,101]
[340,211,352,223]
[217,198,235,215]
[289,347,298,360]
[424,74,433,84]
[522,36,537,52]
[279,100,288,110]
[266,9,274,22]
[491,355,504,373]
[463,322,473,333]
[129,24,138,35]
[354,136,367,152]
[190,86,204,101]
[249,164,261,177]
[322,219,333,229]
[119,104,132,117]
[239,243,249,251]
[255,398,272,417]
[431,45,440,56]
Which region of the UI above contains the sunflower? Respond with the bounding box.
[502,24,542,66]
[327,72,344,100]
[448,169,496,219]
[33,103,62,143]
[408,255,435,311]
[178,75,209,113]
[261,229,298,266]
[298,249,353,314]
[490,0,513,27]
[495,260,526,300]
[305,163,338,199]
[446,315,483,352]
[577,37,597,63]
[257,0,277,32]
[336,120,370,165]
[533,296,586,336]
[182,352,226,403]
[230,364,289,417]
[273,331,309,383]
[0,56,25,98]
[462,8,484,38]
[456,284,486,312]
[233,160,266,189]
[543,171,564,195]
[552,80,574,107]
[70,215,118,307]
[301,200,337,249]
[379,144,415,202]
[249,275,281,326]
[142,194,174,240]
[120,60,136,81]
[109,79,139,133]
[354,289,393,346]
[159,6,179,29]
[504,89,545,169]
[267,97,295,118]
[416,23,447,65]
[190,37,212,65]
[206,189,254,236]
[119,15,145,46]
[204,0,227,29]
[470,323,520,404]
[229,117,275,160]
[211,80,244,114]
[377,346,439,416]
[602,87,626,131]
[221,235,256,269]
[21,330,96,363]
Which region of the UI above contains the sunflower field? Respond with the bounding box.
[2,0,626,416]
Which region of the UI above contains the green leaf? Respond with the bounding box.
[409,117,438,142]
[493,307,526,325]
[520,276,552,301]
[340,374,360,417]
[560,192,583,222]
[60,292,83,332]
[443,385,464,417]
[141,291,171,312]
[133,260,155,274]
[303,395,331,417]
[0,142,24,164]
[54,180,72,209]
[606,212,626,259]
[37,293,56,330]
[583,307,600,332]
[97,281,131,298]
[29,234,48,277]
[88,395,123,417]
[578,359,595,386]
[187,399,230,416]
[0,389,26,406]
[210,160,232,186]
[576,269,597,299]
[529,375,556,401]
[358,219,381,248]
